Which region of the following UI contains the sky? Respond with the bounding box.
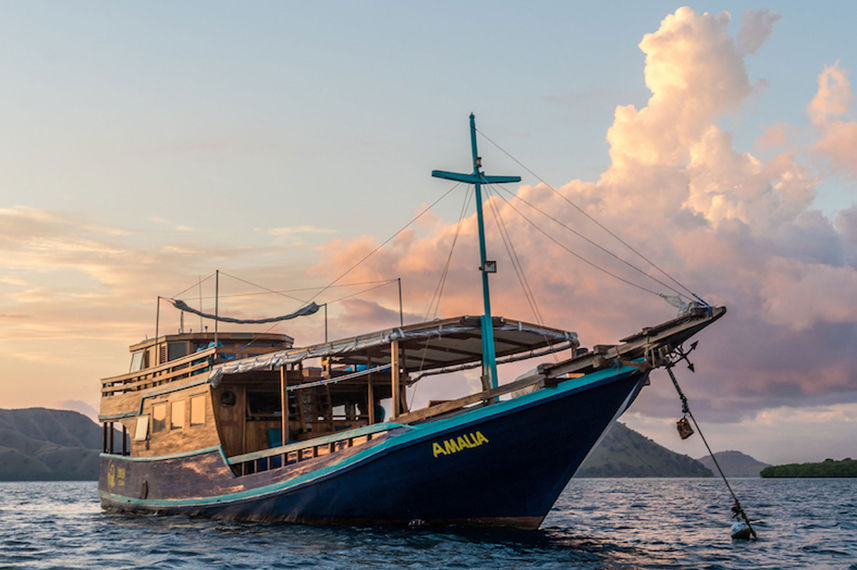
[1,2,856,465]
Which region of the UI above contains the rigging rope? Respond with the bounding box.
[484,186,546,326]
[308,183,463,306]
[424,187,473,321]
[476,127,702,301]
[492,183,687,298]
[488,186,664,297]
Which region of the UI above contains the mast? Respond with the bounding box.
[432,114,521,389]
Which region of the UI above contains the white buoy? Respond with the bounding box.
[730,521,752,540]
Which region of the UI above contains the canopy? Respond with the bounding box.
[209,315,578,383]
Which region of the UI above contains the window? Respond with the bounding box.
[152,403,167,433]
[190,395,206,426]
[134,415,150,441]
[129,350,147,372]
[171,400,186,430]
[167,342,188,361]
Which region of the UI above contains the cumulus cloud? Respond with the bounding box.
[737,9,782,56]
[808,62,857,177]
[309,7,857,424]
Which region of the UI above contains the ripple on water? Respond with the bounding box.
[0,479,855,569]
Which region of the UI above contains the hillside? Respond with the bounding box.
[577,422,713,477]
[697,450,770,477]
[761,458,857,478]
[0,408,106,481]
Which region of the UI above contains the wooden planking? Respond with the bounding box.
[102,358,213,396]
[132,386,220,457]
[394,373,547,425]
[101,347,216,387]
[227,421,408,464]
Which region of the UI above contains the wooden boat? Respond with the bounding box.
[97,116,725,529]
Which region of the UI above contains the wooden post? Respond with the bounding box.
[280,367,288,446]
[102,423,107,453]
[214,269,219,351]
[122,424,127,455]
[367,354,375,424]
[154,296,160,366]
[391,340,400,418]
[397,277,403,326]
[108,422,114,454]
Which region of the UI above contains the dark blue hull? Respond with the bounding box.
[100,366,647,529]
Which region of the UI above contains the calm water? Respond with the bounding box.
[0,479,855,569]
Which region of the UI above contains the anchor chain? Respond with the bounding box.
[662,344,758,541]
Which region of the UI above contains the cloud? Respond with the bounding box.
[309,7,857,425]
[737,9,782,56]
[268,225,337,237]
[808,62,857,178]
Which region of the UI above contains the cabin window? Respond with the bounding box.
[129,350,147,372]
[167,342,188,361]
[221,391,236,407]
[134,415,150,441]
[247,392,280,417]
[190,395,206,425]
[171,400,186,430]
[152,403,167,433]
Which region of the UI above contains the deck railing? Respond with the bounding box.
[101,347,217,396]
[227,422,409,476]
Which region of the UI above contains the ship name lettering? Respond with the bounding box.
[431,431,489,458]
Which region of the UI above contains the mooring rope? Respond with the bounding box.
[665,363,758,540]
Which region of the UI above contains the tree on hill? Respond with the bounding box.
[760,458,857,478]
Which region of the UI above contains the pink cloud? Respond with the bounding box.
[308,7,857,423]
[808,62,857,177]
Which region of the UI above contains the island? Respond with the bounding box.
[760,458,857,478]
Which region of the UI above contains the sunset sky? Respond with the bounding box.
[2,2,855,465]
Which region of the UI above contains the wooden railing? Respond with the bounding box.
[227,422,408,476]
[101,347,216,396]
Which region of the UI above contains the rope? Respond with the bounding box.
[488,184,664,297]
[424,187,472,320]
[665,364,757,540]
[308,183,462,305]
[484,186,546,325]
[476,128,701,301]
[492,183,686,298]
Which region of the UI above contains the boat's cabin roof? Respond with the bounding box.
[213,315,578,382]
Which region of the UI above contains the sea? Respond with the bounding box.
[0,478,854,569]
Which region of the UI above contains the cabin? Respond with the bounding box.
[99,316,579,476]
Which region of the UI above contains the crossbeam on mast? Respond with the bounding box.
[431,114,521,389]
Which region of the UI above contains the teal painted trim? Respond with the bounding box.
[101,445,226,463]
[481,315,498,389]
[227,421,411,464]
[98,365,641,510]
[431,170,481,184]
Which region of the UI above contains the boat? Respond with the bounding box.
[97,115,725,529]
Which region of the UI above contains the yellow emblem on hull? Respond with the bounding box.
[431,431,489,458]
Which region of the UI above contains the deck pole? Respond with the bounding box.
[154,296,160,365]
[122,424,127,455]
[280,366,288,445]
[397,278,403,326]
[367,354,375,424]
[214,269,219,350]
[391,340,400,418]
